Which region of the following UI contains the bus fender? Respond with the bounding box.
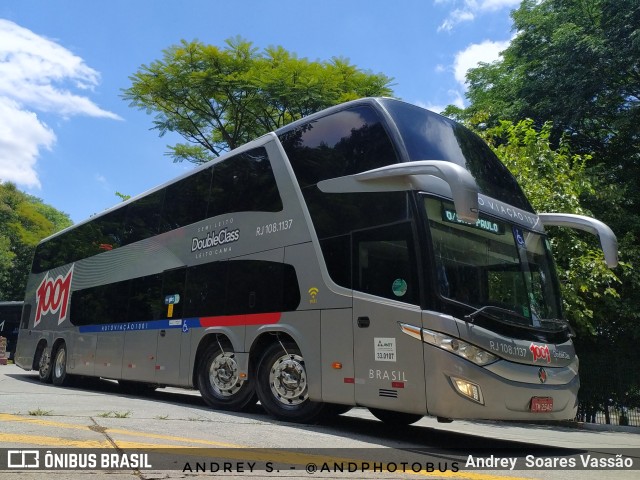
[199,327,245,354]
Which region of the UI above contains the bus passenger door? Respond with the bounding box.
[351,223,427,414]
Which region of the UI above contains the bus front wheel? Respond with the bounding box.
[255,341,324,424]
[197,342,256,411]
[52,343,69,386]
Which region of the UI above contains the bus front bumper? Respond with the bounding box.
[424,345,579,421]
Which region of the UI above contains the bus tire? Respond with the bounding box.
[51,343,69,386]
[369,407,422,426]
[255,341,324,424]
[197,343,256,411]
[37,346,53,384]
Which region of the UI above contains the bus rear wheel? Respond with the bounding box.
[197,342,256,411]
[52,343,69,386]
[37,346,53,384]
[369,407,422,426]
[255,341,324,423]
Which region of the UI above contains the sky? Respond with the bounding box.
[0,0,520,224]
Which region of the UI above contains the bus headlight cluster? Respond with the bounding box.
[421,328,499,366]
[450,377,484,404]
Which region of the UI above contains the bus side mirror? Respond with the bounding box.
[538,213,619,268]
[317,160,480,223]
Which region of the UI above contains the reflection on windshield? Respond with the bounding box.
[424,196,562,329]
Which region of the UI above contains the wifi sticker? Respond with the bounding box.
[308,287,319,304]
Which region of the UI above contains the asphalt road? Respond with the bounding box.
[0,363,638,479]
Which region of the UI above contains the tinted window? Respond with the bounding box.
[160,168,212,233]
[304,190,409,240]
[293,189,411,289]
[227,261,287,315]
[33,222,104,273]
[278,106,398,187]
[353,222,419,305]
[184,262,228,318]
[186,260,299,317]
[127,273,163,321]
[278,105,407,289]
[69,261,299,326]
[320,236,351,289]
[380,99,533,212]
[208,147,282,217]
[70,280,130,326]
[32,147,281,273]
[94,208,127,251]
[123,189,165,245]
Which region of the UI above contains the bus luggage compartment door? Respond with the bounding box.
[155,324,184,385]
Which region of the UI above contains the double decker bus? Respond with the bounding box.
[15,98,618,424]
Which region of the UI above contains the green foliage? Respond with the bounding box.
[0,182,72,300]
[463,0,639,145]
[477,120,624,334]
[115,191,131,202]
[123,37,394,164]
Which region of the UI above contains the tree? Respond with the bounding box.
[123,37,394,165]
[478,119,623,334]
[461,1,639,154]
[0,182,72,300]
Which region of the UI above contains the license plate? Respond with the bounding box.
[530,396,553,413]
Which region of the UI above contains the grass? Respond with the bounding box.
[98,411,132,418]
[28,408,52,416]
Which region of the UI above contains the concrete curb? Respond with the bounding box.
[497,419,640,434]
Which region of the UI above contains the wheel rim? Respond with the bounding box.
[39,349,50,376]
[54,348,66,379]
[269,353,308,406]
[209,352,242,397]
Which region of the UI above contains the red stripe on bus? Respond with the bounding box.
[199,312,282,327]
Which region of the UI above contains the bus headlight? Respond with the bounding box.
[421,328,499,366]
[450,377,484,404]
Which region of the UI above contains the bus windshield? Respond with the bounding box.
[423,196,563,331]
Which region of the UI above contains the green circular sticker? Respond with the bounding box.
[392,278,407,297]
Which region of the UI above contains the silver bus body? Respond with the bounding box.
[15,98,617,424]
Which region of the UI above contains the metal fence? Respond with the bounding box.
[576,404,640,427]
[573,337,640,428]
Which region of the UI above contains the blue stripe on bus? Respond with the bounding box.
[78,318,191,333]
[75,313,282,333]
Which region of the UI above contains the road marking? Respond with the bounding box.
[0,413,242,447]
[0,433,110,448]
[0,413,537,479]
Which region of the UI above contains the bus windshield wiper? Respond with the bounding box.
[464,305,529,324]
[465,305,569,333]
[539,318,574,336]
